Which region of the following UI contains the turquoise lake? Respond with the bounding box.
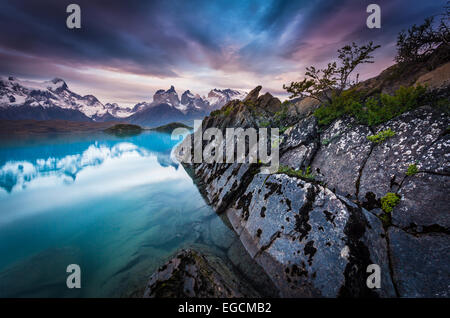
[0,131,243,297]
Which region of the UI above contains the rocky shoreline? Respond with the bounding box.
[145,63,450,297]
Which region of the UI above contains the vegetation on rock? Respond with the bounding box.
[406,164,419,176]
[283,42,380,103]
[277,165,315,181]
[104,124,143,137]
[381,192,401,213]
[287,7,449,128]
[313,85,428,126]
[395,7,449,65]
[367,128,396,144]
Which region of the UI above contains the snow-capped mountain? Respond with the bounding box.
[146,86,246,114]
[180,90,209,113]
[127,86,247,126]
[206,88,246,110]
[0,77,247,126]
[104,103,134,118]
[1,77,100,119]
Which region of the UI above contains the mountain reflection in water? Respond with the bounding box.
[0,131,246,297]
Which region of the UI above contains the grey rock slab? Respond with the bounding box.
[280,116,319,170]
[359,107,448,203]
[388,227,450,297]
[392,173,450,232]
[311,117,373,198]
[226,173,394,297]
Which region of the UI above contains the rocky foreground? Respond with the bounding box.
[145,69,449,298]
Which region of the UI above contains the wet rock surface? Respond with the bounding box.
[143,249,262,298]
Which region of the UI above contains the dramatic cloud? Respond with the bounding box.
[0,0,445,105]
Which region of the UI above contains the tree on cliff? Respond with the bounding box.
[395,3,449,65]
[283,41,380,103]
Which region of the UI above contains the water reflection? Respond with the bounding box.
[0,131,244,297]
[0,132,180,194]
[0,142,176,193]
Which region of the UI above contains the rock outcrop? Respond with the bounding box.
[172,84,449,297]
[143,249,262,298]
[225,173,395,297]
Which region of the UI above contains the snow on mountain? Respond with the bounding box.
[180,90,209,113]
[128,86,247,127]
[147,86,247,115]
[0,77,247,124]
[0,77,132,121]
[206,88,247,110]
[152,85,180,108]
[104,103,134,118]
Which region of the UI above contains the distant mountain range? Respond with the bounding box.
[0,77,246,127]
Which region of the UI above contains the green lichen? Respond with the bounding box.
[367,128,396,144]
[277,165,315,181]
[381,192,401,213]
[406,163,419,176]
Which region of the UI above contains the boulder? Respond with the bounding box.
[288,96,321,118]
[176,84,450,298]
[225,173,395,297]
[257,92,282,113]
[143,249,260,298]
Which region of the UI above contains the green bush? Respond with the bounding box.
[367,128,396,143]
[381,193,401,213]
[313,85,427,127]
[367,86,427,125]
[406,163,419,176]
[313,89,364,126]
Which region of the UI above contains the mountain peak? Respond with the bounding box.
[243,85,262,103]
[47,77,68,91]
[51,77,65,84]
[153,85,180,107]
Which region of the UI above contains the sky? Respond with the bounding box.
[0,0,446,107]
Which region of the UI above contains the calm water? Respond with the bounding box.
[0,131,240,297]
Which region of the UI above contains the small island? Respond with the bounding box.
[104,124,144,136]
[150,122,192,134]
